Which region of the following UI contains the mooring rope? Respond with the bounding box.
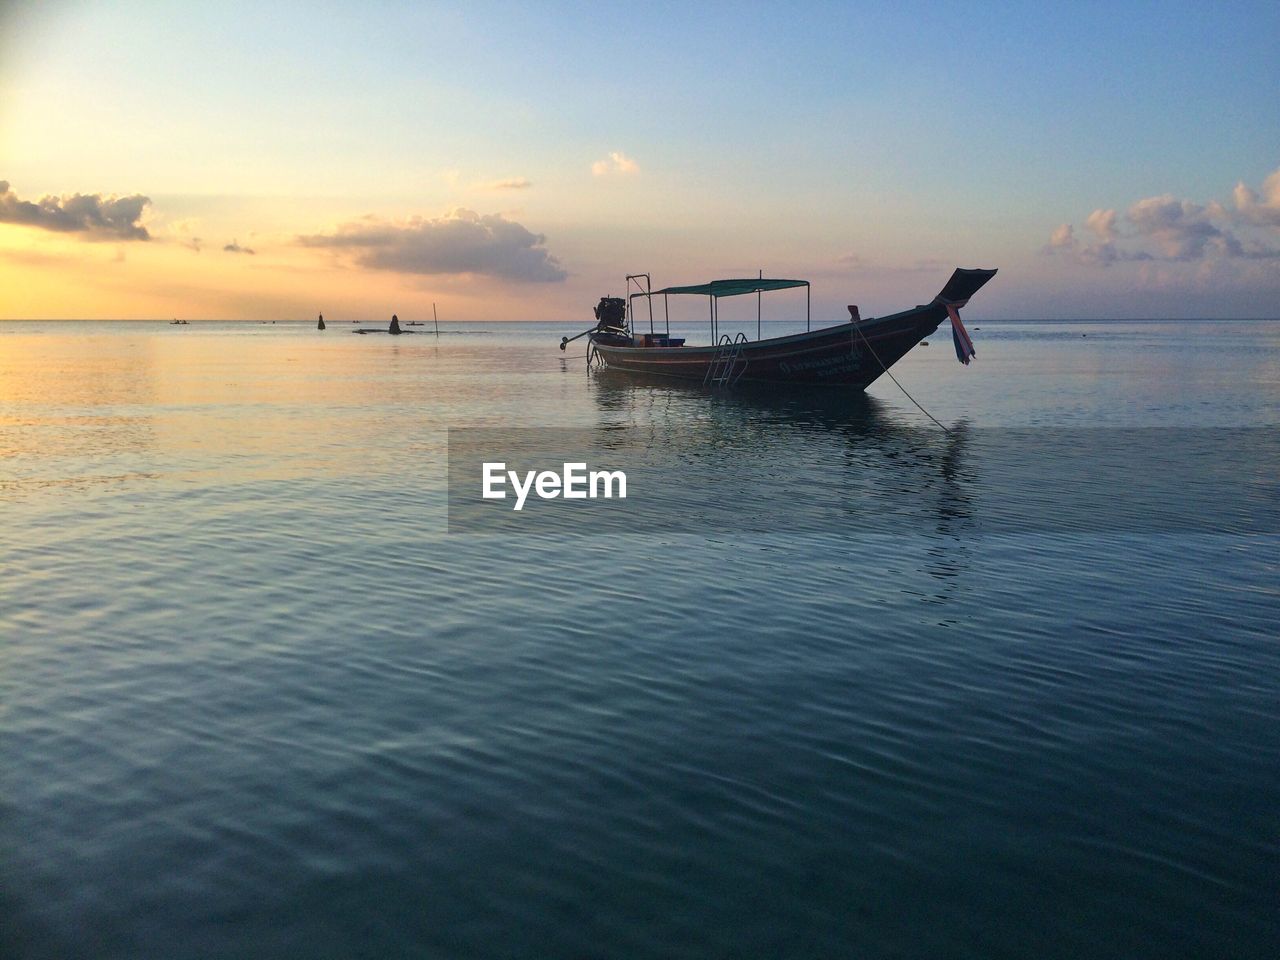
[852,321,952,434]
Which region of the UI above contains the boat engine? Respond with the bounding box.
[594,296,626,331]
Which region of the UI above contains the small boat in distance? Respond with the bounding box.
[566,268,996,388]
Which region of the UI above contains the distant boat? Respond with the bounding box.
[169,319,188,325]
[566,267,996,388]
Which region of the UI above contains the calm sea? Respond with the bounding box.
[2,318,1278,959]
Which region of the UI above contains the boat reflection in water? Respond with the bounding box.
[585,371,978,542]
[583,370,1275,539]
[450,371,978,543]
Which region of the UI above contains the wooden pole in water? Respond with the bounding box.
[433,302,439,338]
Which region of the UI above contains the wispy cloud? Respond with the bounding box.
[478,177,533,191]
[163,217,203,252]
[297,208,567,282]
[1046,168,1280,267]
[592,151,639,177]
[223,240,255,255]
[833,254,954,273]
[0,180,150,240]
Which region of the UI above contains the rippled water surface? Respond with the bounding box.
[2,319,1278,958]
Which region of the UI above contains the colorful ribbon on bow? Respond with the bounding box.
[944,301,976,365]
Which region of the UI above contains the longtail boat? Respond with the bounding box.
[562,267,996,388]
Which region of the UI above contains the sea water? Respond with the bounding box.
[2,319,1277,958]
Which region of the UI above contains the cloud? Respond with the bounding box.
[1085,208,1117,242]
[479,177,533,191]
[1125,195,1227,260]
[1047,223,1076,250]
[223,240,255,255]
[592,151,639,177]
[1047,169,1280,267]
[298,208,567,282]
[1077,242,1152,267]
[1045,223,1153,266]
[821,254,954,277]
[0,180,150,240]
[1234,168,1280,226]
[163,217,203,252]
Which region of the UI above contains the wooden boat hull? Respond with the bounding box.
[590,302,946,389]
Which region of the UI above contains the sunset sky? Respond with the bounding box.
[2,0,1278,320]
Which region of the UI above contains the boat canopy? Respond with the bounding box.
[625,273,813,340]
[651,278,809,299]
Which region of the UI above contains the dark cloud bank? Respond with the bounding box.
[299,209,566,282]
[0,180,150,240]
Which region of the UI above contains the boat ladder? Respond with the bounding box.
[704,333,748,387]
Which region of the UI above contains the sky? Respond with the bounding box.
[1,0,1278,320]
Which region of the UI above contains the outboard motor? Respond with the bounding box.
[594,296,626,332]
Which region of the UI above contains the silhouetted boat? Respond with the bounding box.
[575,268,996,388]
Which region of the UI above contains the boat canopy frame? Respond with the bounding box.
[626,273,811,342]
